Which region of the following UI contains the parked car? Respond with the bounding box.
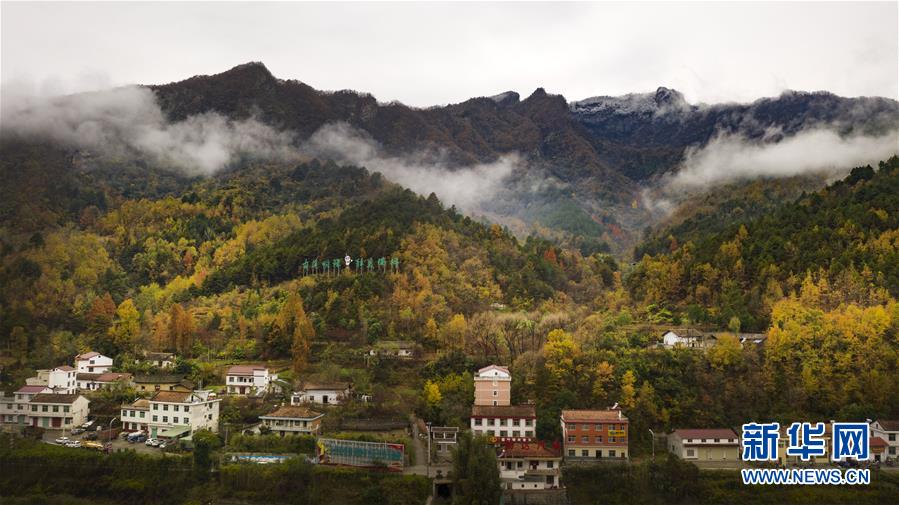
[84,432,99,441]
[157,441,168,450]
[70,427,85,435]
[54,436,71,445]
[145,438,160,447]
[81,420,94,429]
[65,440,81,448]
[82,441,105,451]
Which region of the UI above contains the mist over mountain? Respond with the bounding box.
[3,61,898,253]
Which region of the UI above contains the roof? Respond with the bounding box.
[133,374,188,384]
[300,382,351,391]
[876,420,899,431]
[373,340,415,348]
[498,442,561,459]
[471,404,536,418]
[75,351,100,360]
[144,352,174,360]
[672,429,738,440]
[561,409,627,423]
[76,373,101,381]
[129,399,150,409]
[871,437,889,449]
[15,385,49,394]
[150,391,192,403]
[227,364,267,375]
[261,405,323,420]
[477,364,510,375]
[54,366,76,372]
[30,394,84,404]
[96,372,131,382]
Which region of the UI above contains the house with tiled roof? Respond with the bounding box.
[259,405,324,436]
[147,389,221,439]
[561,408,629,461]
[77,372,133,392]
[27,394,90,429]
[25,366,77,393]
[497,441,562,490]
[133,374,195,393]
[225,365,278,395]
[872,419,899,462]
[292,382,353,405]
[121,398,151,432]
[75,351,113,374]
[668,428,739,461]
[471,404,537,443]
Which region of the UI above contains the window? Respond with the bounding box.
[581,449,588,457]
[152,404,158,410]
[163,405,169,411]
[152,415,158,422]
[52,406,59,413]
[162,416,168,423]
[493,390,497,397]
[474,418,482,426]
[546,461,554,468]
[567,436,575,442]
[513,430,520,437]
[140,411,145,418]
[686,449,695,458]
[581,436,589,443]
[889,447,896,455]
[184,406,189,412]
[31,406,36,412]
[609,450,616,458]
[714,438,720,442]
[500,430,508,437]
[568,449,575,457]
[516,461,523,469]
[42,405,48,412]
[596,436,603,443]
[174,405,179,412]
[890,434,896,442]
[525,419,533,426]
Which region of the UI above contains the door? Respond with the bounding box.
[323,395,329,404]
[151,427,157,437]
[52,417,61,428]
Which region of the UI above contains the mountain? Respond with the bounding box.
[146,63,899,251]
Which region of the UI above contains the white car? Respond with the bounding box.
[54,436,71,445]
[65,440,81,448]
[145,438,160,447]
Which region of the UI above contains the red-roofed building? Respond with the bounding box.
[497,441,562,490]
[668,428,739,461]
[560,409,629,461]
[872,420,899,462]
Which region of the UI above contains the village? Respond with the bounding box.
[2,329,896,503]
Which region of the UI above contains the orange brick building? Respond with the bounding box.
[560,409,629,461]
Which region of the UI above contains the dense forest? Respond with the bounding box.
[1,136,898,453]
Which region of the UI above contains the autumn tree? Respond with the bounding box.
[168,303,194,355]
[108,299,141,354]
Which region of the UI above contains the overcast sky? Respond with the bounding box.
[2,1,897,106]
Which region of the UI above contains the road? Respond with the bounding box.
[41,429,167,456]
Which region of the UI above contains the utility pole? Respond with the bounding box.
[426,421,432,478]
[648,428,655,460]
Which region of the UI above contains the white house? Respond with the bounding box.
[367,340,417,359]
[259,405,324,436]
[25,394,90,430]
[225,365,278,395]
[0,385,51,428]
[660,330,703,348]
[470,404,537,442]
[75,352,113,374]
[667,428,740,461]
[871,420,899,462]
[26,366,77,393]
[147,390,221,439]
[291,382,353,405]
[497,442,562,490]
[121,399,151,432]
[77,372,133,392]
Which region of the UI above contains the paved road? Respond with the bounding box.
[41,429,165,456]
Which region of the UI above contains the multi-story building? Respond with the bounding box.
[147,390,221,439]
[0,386,48,428]
[75,352,113,374]
[668,428,739,461]
[26,394,90,429]
[560,409,629,461]
[871,420,898,462]
[225,365,278,395]
[497,442,562,490]
[121,399,150,432]
[474,365,511,407]
[292,382,353,405]
[470,404,537,442]
[26,366,77,393]
[259,405,324,436]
